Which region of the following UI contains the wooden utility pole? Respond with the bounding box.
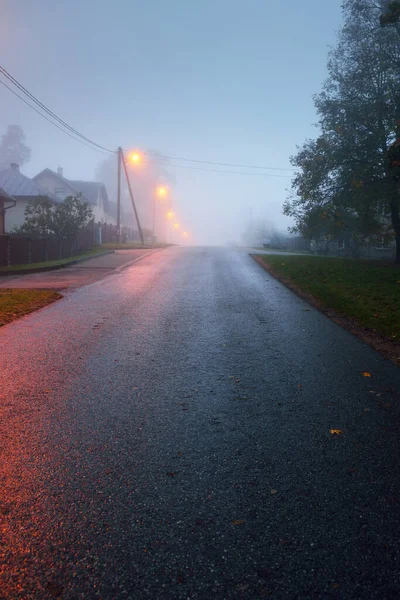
[117,147,122,243]
[121,148,144,244]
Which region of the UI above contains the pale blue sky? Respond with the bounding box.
[1,0,344,244]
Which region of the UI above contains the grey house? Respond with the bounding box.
[0,163,60,232]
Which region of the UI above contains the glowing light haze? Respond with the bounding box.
[1,0,344,245]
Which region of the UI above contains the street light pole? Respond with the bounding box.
[117,147,122,243]
[152,193,156,246]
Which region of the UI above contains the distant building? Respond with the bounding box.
[0,187,16,235]
[33,167,112,224]
[0,163,61,232]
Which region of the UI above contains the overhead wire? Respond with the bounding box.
[0,65,115,154]
[1,64,297,173]
[157,162,293,178]
[143,150,297,172]
[0,79,112,155]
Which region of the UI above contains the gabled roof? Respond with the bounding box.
[33,168,90,202]
[0,166,60,202]
[33,169,109,208]
[69,180,109,210]
[0,187,15,201]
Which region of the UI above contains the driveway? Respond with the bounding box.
[1,246,399,599]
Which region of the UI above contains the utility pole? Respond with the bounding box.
[152,193,156,246]
[117,147,122,243]
[121,148,145,245]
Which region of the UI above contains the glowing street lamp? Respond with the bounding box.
[157,186,167,198]
[173,223,180,229]
[182,231,189,238]
[153,186,169,245]
[128,151,143,166]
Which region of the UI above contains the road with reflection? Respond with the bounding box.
[1,247,400,599]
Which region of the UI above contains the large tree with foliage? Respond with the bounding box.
[17,194,93,239]
[0,125,31,171]
[285,0,400,260]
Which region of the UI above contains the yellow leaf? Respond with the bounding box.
[363,372,372,377]
[232,519,244,526]
[271,489,278,495]
[330,429,343,435]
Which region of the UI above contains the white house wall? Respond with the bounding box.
[5,199,30,232]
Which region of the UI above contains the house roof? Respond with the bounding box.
[69,180,109,209]
[0,165,60,202]
[0,187,15,201]
[33,168,91,203]
[0,166,47,196]
[33,169,109,209]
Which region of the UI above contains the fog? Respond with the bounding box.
[0,0,344,246]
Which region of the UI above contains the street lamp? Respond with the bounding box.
[153,186,168,245]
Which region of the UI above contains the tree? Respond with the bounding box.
[17,194,93,239]
[0,125,31,171]
[285,0,400,260]
[380,0,400,28]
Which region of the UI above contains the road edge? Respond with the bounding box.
[251,253,400,368]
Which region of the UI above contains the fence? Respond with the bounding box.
[93,222,137,244]
[281,236,396,260]
[0,227,93,268]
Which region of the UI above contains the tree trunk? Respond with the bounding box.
[389,187,400,263]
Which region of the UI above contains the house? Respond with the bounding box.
[0,187,16,235]
[33,167,113,224]
[0,163,61,232]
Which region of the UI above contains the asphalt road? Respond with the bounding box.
[1,246,400,599]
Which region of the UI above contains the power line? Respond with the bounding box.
[0,79,111,155]
[143,150,297,172]
[162,162,293,178]
[0,65,115,154]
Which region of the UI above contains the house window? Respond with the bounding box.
[55,187,65,199]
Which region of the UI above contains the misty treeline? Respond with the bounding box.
[241,219,286,247]
[0,124,31,170]
[284,0,400,261]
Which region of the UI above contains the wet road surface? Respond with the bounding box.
[1,246,400,599]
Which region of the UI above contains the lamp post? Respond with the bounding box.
[153,186,167,245]
[118,149,145,244]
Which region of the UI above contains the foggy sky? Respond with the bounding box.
[1,0,344,245]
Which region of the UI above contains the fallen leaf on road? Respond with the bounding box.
[330,429,343,435]
[166,472,178,478]
[271,489,278,495]
[384,403,392,408]
[364,408,371,412]
[332,583,341,589]
[363,372,372,377]
[235,379,240,383]
[232,519,244,526]
[303,309,311,312]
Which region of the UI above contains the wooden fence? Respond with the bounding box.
[0,227,93,268]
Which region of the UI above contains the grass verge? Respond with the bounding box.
[0,247,108,273]
[254,254,400,364]
[0,289,62,327]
